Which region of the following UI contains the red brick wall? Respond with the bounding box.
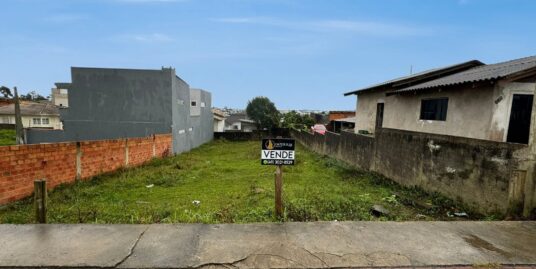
[0,134,172,205]
[127,137,154,167]
[80,139,127,179]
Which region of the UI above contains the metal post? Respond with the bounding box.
[34,179,47,223]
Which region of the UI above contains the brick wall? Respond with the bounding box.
[0,134,172,205]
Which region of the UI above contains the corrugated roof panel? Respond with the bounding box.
[394,56,536,93]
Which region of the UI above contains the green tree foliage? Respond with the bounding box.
[282,111,315,130]
[19,91,48,101]
[0,86,13,98]
[245,96,280,130]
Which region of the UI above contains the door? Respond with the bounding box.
[375,103,384,131]
[507,94,533,144]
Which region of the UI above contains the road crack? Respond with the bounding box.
[114,226,149,268]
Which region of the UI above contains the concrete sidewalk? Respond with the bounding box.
[0,222,535,268]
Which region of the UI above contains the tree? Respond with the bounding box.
[0,86,12,98]
[246,96,280,130]
[19,91,48,101]
[282,111,315,130]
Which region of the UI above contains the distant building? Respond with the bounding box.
[327,111,355,132]
[51,87,69,107]
[0,101,62,129]
[224,113,257,132]
[328,111,355,122]
[212,108,226,132]
[26,67,213,154]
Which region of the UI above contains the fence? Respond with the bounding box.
[0,134,172,205]
[292,128,535,217]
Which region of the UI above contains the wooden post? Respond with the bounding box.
[34,179,47,223]
[275,164,283,219]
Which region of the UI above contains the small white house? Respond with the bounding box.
[224,113,257,132]
[0,101,62,129]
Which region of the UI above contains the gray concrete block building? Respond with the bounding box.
[27,67,213,154]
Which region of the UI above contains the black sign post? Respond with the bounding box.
[261,138,295,219]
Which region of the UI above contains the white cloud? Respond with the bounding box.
[117,33,174,43]
[211,17,430,37]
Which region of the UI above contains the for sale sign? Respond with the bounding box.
[261,138,295,165]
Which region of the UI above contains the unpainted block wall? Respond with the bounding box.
[292,129,527,215]
[0,134,172,205]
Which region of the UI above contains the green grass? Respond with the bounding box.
[0,140,480,224]
[0,129,16,146]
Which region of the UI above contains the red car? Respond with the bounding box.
[311,124,327,135]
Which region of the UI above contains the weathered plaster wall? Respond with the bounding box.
[383,85,496,140]
[355,82,536,143]
[292,129,528,215]
[353,89,388,134]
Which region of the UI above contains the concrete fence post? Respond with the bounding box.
[125,139,129,167]
[75,142,82,181]
[152,135,156,157]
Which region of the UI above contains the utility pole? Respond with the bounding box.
[14,87,24,144]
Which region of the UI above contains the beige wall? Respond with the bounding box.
[353,89,389,134]
[353,81,536,142]
[0,114,62,129]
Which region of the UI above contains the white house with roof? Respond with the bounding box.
[0,101,62,129]
[345,56,536,144]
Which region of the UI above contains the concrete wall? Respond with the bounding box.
[188,88,213,149]
[26,67,213,155]
[383,85,495,140]
[292,129,533,216]
[354,81,536,142]
[51,88,69,107]
[28,67,174,143]
[353,89,388,134]
[171,75,192,154]
[213,119,225,132]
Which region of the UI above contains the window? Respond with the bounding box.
[33,118,41,125]
[42,118,50,125]
[1,117,9,124]
[191,101,197,107]
[420,98,448,121]
[201,102,206,108]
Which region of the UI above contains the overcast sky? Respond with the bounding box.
[1,0,535,110]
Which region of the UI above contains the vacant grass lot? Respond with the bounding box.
[0,140,480,224]
[0,129,16,146]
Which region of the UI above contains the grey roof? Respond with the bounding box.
[0,101,59,116]
[225,113,252,125]
[393,56,536,94]
[344,60,483,96]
